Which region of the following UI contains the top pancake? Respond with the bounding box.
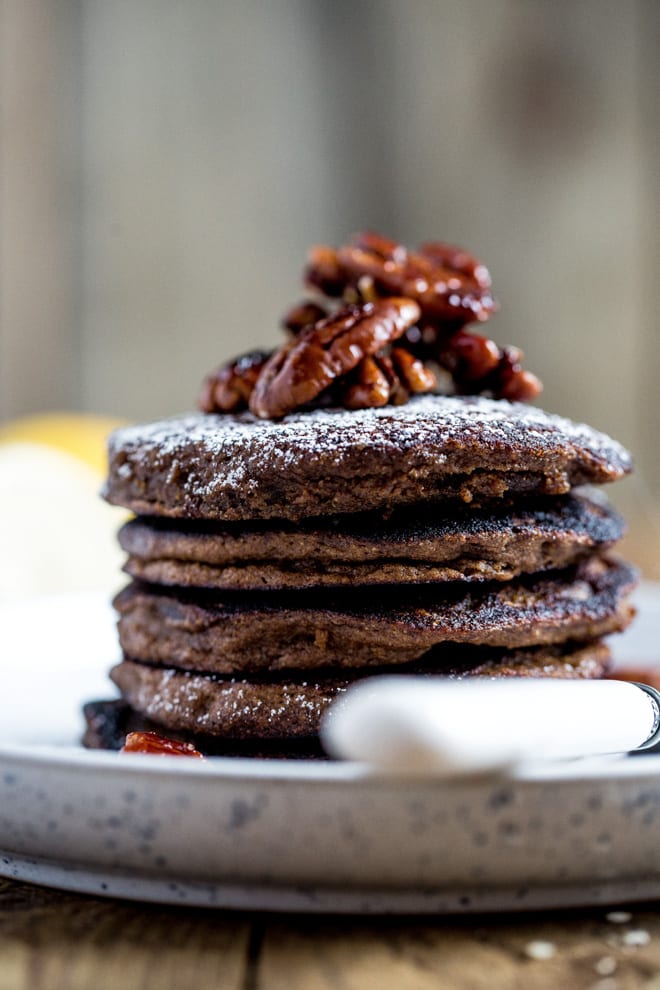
[104,395,632,522]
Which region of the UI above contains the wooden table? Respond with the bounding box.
[2,875,660,989]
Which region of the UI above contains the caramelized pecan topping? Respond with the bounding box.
[341,347,437,411]
[436,334,542,402]
[306,232,496,324]
[249,297,420,419]
[199,350,271,413]
[198,232,543,418]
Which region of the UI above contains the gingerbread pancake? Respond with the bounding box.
[104,396,632,523]
[114,557,636,675]
[118,492,624,590]
[108,639,612,741]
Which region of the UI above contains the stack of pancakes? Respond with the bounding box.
[84,394,636,756]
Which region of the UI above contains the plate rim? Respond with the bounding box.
[3,741,660,788]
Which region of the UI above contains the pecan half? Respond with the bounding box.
[436,329,501,382]
[437,335,542,402]
[391,346,437,394]
[351,231,408,264]
[419,241,492,289]
[342,355,394,410]
[282,300,328,335]
[493,347,543,402]
[354,233,492,289]
[249,298,420,419]
[198,350,271,413]
[304,245,345,296]
[306,233,496,324]
[341,346,436,411]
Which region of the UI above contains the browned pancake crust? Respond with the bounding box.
[82,700,326,757]
[119,493,624,589]
[109,640,612,740]
[114,557,636,674]
[104,397,632,522]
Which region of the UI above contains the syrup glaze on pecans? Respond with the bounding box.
[249,298,420,419]
[434,333,541,402]
[306,231,496,324]
[341,347,438,411]
[198,232,543,418]
[199,351,270,413]
[281,300,328,335]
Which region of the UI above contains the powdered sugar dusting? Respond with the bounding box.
[105,396,632,521]
[112,659,342,735]
[110,396,630,469]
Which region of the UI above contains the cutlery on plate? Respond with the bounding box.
[320,677,660,774]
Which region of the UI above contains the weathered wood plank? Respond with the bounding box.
[3,879,660,989]
[0,878,250,990]
[257,910,660,990]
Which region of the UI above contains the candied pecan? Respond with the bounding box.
[419,241,492,288]
[339,244,496,323]
[249,298,420,419]
[494,347,543,402]
[390,346,437,394]
[121,731,204,758]
[305,233,496,324]
[305,245,346,296]
[198,350,271,413]
[282,300,328,335]
[352,231,408,263]
[354,233,492,291]
[438,336,542,402]
[342,355,393,409]
[437,329,501,382]
[500,371,542,402]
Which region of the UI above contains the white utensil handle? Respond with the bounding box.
[321,677,660,774]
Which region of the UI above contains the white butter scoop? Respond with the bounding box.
[320,677,660,774]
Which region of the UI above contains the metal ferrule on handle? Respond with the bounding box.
[631,683,660,751]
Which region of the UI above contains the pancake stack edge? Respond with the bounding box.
[85,395,636,757]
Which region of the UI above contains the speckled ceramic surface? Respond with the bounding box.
[1,586,660,914]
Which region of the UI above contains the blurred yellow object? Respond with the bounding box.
[0,413,125,476]
[0,414,129,599]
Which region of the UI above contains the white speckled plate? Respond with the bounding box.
[1,585,660,914]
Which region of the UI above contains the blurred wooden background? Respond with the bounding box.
[1,0,658,512]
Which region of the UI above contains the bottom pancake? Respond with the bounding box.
[109,640,611,741]
[82,700,325,758]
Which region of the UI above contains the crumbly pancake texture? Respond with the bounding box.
[114,557,636,674]
[119,492,624,590]
[104,396,632,522]
[109,640,612,740]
